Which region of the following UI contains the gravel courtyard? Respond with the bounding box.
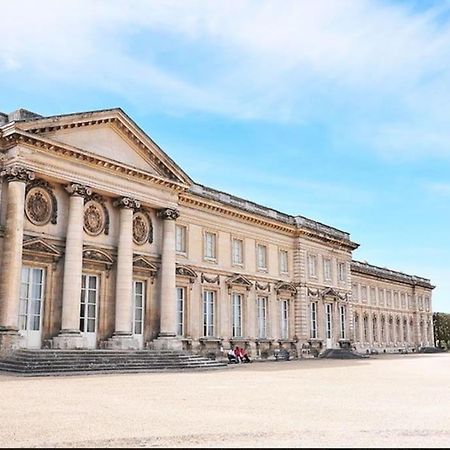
[0,353,449,448]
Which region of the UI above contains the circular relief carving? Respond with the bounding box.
[25,187,53,226]
[133,212,151,245]
[84,200,106,236]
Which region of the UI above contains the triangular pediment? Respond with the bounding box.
[23,238,61,257]
[226,274,253,289]
[133,255,158,272]
[15,108,193,186]
[321,287,346,300]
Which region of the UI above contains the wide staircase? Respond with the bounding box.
[0,349,227,376]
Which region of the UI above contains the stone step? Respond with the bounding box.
[0,349,226,375]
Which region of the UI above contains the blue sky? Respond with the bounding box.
[1,0,449,311]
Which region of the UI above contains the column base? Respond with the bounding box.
[105,334,139,350]
[0,329,23,357]
[152,336,183,351]
[53,331,85,350]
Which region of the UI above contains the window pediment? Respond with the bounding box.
[226,274,253,290]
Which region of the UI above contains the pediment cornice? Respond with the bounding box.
[1,129,189,192]
[11,109,192,186]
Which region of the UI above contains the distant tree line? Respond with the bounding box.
[433,313,450,349]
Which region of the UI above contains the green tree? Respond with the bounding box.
[433,313,450,349]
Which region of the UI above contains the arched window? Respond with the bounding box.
[363,315,369,342]
[381,316,386,342]
[388,316,393,343]
[396,317,401,343]
[403,318,408,342]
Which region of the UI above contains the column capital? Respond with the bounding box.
[0,165,35,183]
[65,183,92,197]
[157,208,180,220]
[113,196,141,210]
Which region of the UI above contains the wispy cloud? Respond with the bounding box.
[2,1,450,157]
[424,182,450,196]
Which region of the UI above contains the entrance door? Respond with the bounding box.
[132,280,145,349]
[325,303,333,349]
[19,267,45,349]
[80,274,98,349]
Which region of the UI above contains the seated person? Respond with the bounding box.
[227,348,239,364]
[241,348,251,363]
[234,346,244,363]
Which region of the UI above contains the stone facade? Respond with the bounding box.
[0,108,434,358]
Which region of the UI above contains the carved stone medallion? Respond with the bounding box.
[84,200,106,236]
[25,187,53,226]
[133,211,153,245]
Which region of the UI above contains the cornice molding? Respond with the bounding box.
[1,130,189,193]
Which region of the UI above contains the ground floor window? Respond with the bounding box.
[19,267,45,332]
[80,274,98,334]
[372,315,378,343]
[280,299,289,339]
[203,290,215,337]
[363,315,369,342]
[133,280,145,335]
[381,316,386,342]
[257,297,267,339]
[325,303,332,339]
[310,302,318,339]
[176,287,186,337]
[339,305,346,340]
[232,293,243,337]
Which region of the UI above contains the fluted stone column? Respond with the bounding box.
[107,197,140,350]
[153,207,182,351]
[53,183,91,349]
[0,166,35,355]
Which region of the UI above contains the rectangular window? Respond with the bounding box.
[386,290,392,307]
[352,283,358,302]
[279,250,289,274]
[370,287,377,305]
[257,297,267,339]
[280,300,289,339]
[203,290,215,337]
[133,281,145,335]
[175,225,187,253]
[232,293,242,337]
[232,238,244,265]
[379,289,385,306]
[308,254,317,278]
[257,244,267,270]
[19,267,45,332]
[338,262,346,282]
[310,302,318,339]
[401,293,406,309]
[339,305,346,339]
[361,285,368,302]
[176,287,185,337]
[323,258,332,281]
[204,232,217,260]
[394,292,399,309]
[325,303,332,339]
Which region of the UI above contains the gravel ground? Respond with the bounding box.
[0,353,449,448]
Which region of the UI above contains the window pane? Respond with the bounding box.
[32,268,43,284]
[88,276,97,289]
[87,304,96,319]
[31,315,40,331]
[87,319,95,332]
[31,300,41,315]
[31,283,42,301]
[88,290,96,304]
[135,282,143,295]
[19,315,27,330]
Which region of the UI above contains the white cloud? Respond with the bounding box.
[425,182,450,196]
[2,0,450,156]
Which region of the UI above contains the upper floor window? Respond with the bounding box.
[175,225,187,253]
[361,285,368,302]
[370,287,377,305]
[323,258,332,281]
[352,283,358,301]
[279,250,289,274]
[393,291,399,309]
[401,293,406,309]
[386,290,392,307]
[338,262,346,282]
[307,254,317,278]
[232,238,244,266]
[257,244,267,270]
[379,289,385,306]
[204,231,217,261]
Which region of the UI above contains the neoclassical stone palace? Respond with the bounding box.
[0,108,434,358]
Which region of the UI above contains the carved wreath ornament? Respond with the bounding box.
[84,200,106,236]
[25,180,58,226]
[133,211,153,245]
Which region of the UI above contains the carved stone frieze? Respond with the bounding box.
[65,183,92,197]
[25,179,58,225]
[201,273,220,285]
[255,281,271,292]
[157,208,180,221]
[0,165,35,183]
[133,210,153,245]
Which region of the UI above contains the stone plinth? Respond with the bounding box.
[53,332,85,350]
[152,336,183,351]
[105,334,139,350]
[0,329,23,357]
